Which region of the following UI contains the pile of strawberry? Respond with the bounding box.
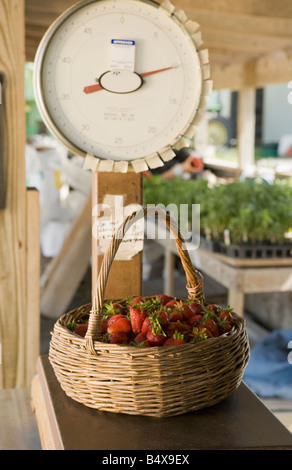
[68,294,235,347]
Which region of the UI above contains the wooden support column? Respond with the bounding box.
[0,0,28,389]
[25,189,40,387]
[237,87,256,171]
[91,171,143,302]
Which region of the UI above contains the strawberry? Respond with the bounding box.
[205,303,221,315]
[107,316,131,334]
[100,318,109,335]
[127,296,144,310]
[103,301,125,316]
[165,299,182,311]
[141,316,152,333]
[186,314,203,328]
[107,314,124,328]
[217,318,233,335]
[164,321,191,338]
[133,332,151,347]
[197,324,214,338]
[219,309,234,326]
[168,310,184,322]
[100,303,124,334]
[142,310,168,332]
[112,302,126,315]
[188,301,204,315]
[201,317,219,337]
[181,304,194,320]
[163,331,186,346]
[74,322,88,337]
[157,310,168,327]
[146,329,166,346]
[130,307,148,335]
[217,309,234,334]
[156,294,174,305]
[108,331,130,344]
[190,326,212,342]
[142,309,168,346]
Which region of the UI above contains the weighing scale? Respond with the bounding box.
[33,0,212,299]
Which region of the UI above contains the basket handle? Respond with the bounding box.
[85,206,204,350]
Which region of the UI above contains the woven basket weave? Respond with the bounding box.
[49,206,250,418]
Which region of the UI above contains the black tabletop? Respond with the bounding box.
[37,355,292,451]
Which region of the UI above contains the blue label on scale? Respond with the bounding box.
[111,39,135,46]
[111,39,136,72]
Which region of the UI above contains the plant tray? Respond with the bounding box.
[217,242,292,259]
[200,236,292,259]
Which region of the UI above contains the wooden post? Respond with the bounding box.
[25,189,40,387]
[0,0,28,388]
[237,87,256,171]
[91,171,143,301]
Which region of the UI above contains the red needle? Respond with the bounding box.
[83,66,174,94]
[140,65,174,78]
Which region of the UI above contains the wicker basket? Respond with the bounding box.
[49,206,250,418]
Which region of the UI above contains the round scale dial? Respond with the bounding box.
[34,0,212,172]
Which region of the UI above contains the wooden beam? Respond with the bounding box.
[0,0,26,389]
[189,8,292,39]
[212,54,292,90]
[203,29,292,56]
[175,0,292,19]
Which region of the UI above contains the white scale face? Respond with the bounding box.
[34,0,208,172]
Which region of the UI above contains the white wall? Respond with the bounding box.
[262,83,292,144]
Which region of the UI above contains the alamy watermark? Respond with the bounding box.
[92,199,200,250]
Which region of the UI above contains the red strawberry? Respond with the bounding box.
[190,326,212,342]
[156,294,174,305]
[100,318,109,335]
[165,299,181,311]
[74,322,88,337]
[168,310,184,322]
[108,331,130,344]
[101,303,122,333]
[202,318,219,337]
[107,314,124,328]
[146,330,166,346]
[196,324,214,338]
[164,321,191,338]
[163,332,186,346]
[130,307,148,335]
[157,310,168,326]
[112,302,126,315]
[107,316,131,334]
[181,304,194,320]
[219,310,234,325]
[133,332,151,347]
[187,314,203,327]
[141,316,152,334]
[189,302,204,315]
[103,301,125,316]
[127,296,144,310]
[205,304,221,315]
[217,310,234,334]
